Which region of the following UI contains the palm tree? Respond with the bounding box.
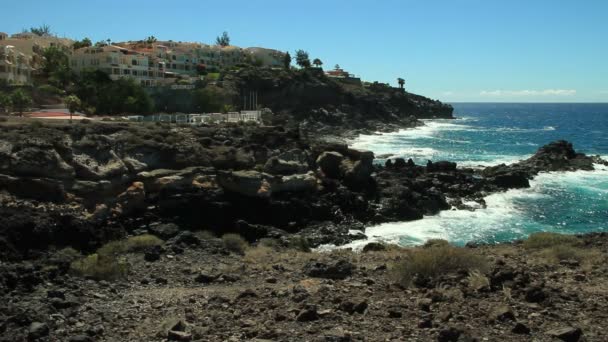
[397,78,405,89]
[313,58,323,68]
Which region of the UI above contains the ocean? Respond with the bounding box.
[347,103,608,247]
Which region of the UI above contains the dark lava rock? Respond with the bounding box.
[303,260,354,280]
[28,322,49,340]
[525,286,547,303]
[168,330,193,341]
[194,271,217,284]
[296,305,319,322]
[437,327,462,342]
[149,223,181,239]
[316,151,344,178]
[427,160,457,173]
[362,242,386,253]
[545,326,583,342]
[488,305,515,322]
[512,322,531,335]
[338,299,368,314]
[144,245,162,262]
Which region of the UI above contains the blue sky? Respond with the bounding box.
[3,0,608,102]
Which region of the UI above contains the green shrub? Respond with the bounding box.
[70,253,128,280]
[539,244,602,264]
[523,232,581,249]
[259,237,281,250]
[70,235,162,281]
[97,234,163,256]
[423,239,450,249]
[222,233,248,254]
[195,230,216,240]
[286,236,311,252]
[393,245,488,287]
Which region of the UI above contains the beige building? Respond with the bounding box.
[0,45,33,85]
[70,45,168,87]
[0,32,73,85]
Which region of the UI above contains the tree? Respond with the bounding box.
[10,89,32,116]
[334,64,341,70]
[397,77,405,89]
[216,31,230,47]
[313,58,323,68]
[64,95,81,122]
[0,92,11,113]
[30,24,51,36]
[295,50,311,68]
[283,51,291,69]
[73,38,92,50]
[42,46,73,90]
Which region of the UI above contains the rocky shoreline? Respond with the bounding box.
[1,117,607,341]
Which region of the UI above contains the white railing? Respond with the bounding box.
[132,110,262,125]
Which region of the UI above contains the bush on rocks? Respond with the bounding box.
[222,233,248,254]
[394,244,488,287]
[69,234,163,280]
[70,253,128,280]
[523,232,581,249]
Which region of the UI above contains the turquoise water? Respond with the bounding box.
[347,103,608,247]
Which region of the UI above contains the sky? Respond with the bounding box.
[3,0,608,102]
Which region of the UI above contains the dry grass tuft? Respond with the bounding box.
[393,244,489,287]
[523,232,581,249]
[70,234,162,281]
[222,233,249,254]
[194,230,216,240]
[70,253,128,280]
[467,270,490,291]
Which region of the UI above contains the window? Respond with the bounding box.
[113,68,120,75]
[172,64,176,69]
[142,71,148,77]
[123,69,130,75]
[132,70,138,76]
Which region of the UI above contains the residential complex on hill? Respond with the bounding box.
[0,32,73,85]
[0,30,286,87]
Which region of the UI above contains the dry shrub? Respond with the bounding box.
[222,233,248,254]
[423,239,450,249]
[97,234,163,256]
[393,245,488,287]
[70,234,162,281]
[286,236,311,252]
[244,245,275,266]
[467,270,490,291]
[195,230,216,240]
[70,253,128,280]
[539,244,603,265]
[259,238,281,250]
[523,232,581,249]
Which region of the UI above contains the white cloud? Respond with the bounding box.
[480,89,577,97]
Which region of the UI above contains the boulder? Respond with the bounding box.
[316,151,344,178]
[263,156,308,175]
[488,305,515,322]
[341,159,374,185]
[216,170,272,198]
[0,174,66,202]
[11,147,74,179]
[116,181,146,214]
[72,150,128,180]
[28,322,49,340]
[149,223,181,239]
[427,160,457,172]
[303,259,353,280]
[545,327,583,342]
[273,172,317,193]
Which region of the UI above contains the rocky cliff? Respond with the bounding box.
[0,119,604,262]
[222,68,453,136]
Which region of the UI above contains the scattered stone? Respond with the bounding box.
[28,322,49,340]
[437,327,462,342]
[545,327,583,342]
[488,305,515,322]
[296,305,319,322]
[303,259,354,280]
[512,322,531,335]
[168,330,193,341]
[362,242,386,253]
